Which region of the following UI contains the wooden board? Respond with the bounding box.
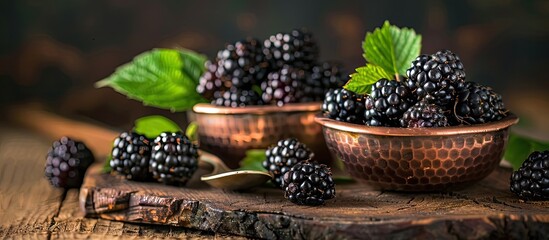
[81,163,549,239]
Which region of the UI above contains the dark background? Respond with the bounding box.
[1,0,548,135]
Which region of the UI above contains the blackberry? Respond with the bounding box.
[263,29,319,70]
[405,50,466,108]
[261,66,306,106]
[321,88,367,124]
[282,161,335,206]
[150,132,199,185]
[263,138,314,188]
[196,61,231,100]
[216,38,270,89]
[301,62,348,102]
[510,151,549,200]
[455,82,507,125]
[364,79,416,126]
[400,101,450,128]
[212,87,263,107]
[109,132,152,181]
[45,137,94,188]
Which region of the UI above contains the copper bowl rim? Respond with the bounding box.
[192,102,321,115]
[314,113,519,137]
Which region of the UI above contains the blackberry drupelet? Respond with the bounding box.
[405,50,466,108]
[263,29,319,70]
[282,161,335,206]
[196,61,231,100]
[216,38,270,89]
[455,82,507,125]
[150,132,199,185]
[364,79,416,126]
[261,66,306,106]
[263,138,314,188]
[321,88,367,124]
[109,131,152,181]
[510,151,549,200]
[301,62,348,102]
[400,101,450,128]
[45,137,94,188]
[211,87,263,107]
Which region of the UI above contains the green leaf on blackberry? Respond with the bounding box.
[239,149,267,171]
[134,115,182,139]
[363,21,422,77]
[185,121,199,143]
[344,65,392,94]
[504,133,549,170]
[95,48,208,112]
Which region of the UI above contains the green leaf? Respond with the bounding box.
[95,48,208,112]
[102,152,112,173]
[185,121,199,142]
[133,115,182,139]
[344,65,393,94]
[363,21,422,77]
[504,132,549,170]
[238,149,267,171]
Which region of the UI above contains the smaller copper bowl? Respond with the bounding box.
[315,114,519,191]
[191,103,331,169]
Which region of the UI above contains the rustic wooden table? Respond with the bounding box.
[1,108,549,239]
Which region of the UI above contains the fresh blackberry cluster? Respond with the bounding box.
[150,132,199,185]
[321,88,367,124]
[109,132,152,181]
[45,137,94,188]
[323,49,509,128]
[282,161,335,206]
[263,138,314,188]
[510,151,549,200]
[197,29,347,107]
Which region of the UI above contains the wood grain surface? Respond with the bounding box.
[82,163,549,239]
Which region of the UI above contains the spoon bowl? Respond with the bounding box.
[199,151,272,190]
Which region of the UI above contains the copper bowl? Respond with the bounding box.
[192,102,331,169]
[315,114,519,191]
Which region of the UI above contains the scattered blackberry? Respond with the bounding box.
[400,101,450,128]
[45,137,94,188]
[510,151,549,200]
[263,29,319,70]
[405,50,466,108]
[261,66,306,106]
[364,79,416,126]
[216,38,270,89]
[321,88,367,124]
[211,88,263,107]
[109,132,152,181]
[301,62,348,102]
[150,132,199,185]
[455,82,507,125]
[196,61,231,100]
[263,138,314,188]
[282,161,335,206]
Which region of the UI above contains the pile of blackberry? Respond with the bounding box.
[322,49,509,127]
[197,29,347,107]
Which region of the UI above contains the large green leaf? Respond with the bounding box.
[344,65,393,94]
[363,21,422,77]
[504,132,549,170]
[95,48,208,112]
[133,115,182,139]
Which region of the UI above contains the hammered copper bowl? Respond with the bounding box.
[192,102,331,169]
[315,114,519,191]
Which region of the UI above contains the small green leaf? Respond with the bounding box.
[363,21,422,77]
[102,152,112,173]
[344,65,393,94]
[185,121,199,142]
[504,132,549,170]
[134,115,182,139]
[95,48,208,112]
[238,149,267,171]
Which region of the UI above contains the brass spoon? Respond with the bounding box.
[199,151,272,190]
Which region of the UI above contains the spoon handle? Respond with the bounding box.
[199,150,232,174]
